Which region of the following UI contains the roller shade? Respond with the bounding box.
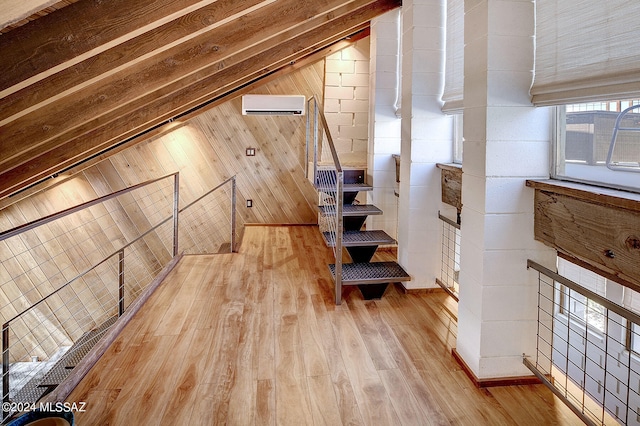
[531,1,640,106]
[442,0,464,113]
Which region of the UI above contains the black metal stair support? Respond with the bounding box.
[316,168,410,301]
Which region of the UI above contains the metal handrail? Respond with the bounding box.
[307,96,344,304]
[436,212,460,301]
[607,103,640,173]
[311,97,343,173]
[438,212,461,230]
[527,259,640,325]
[1,173,238,410]
[2,174,239,324]
[522,357,597,426]
[178,175,237,252]
[0,173,179,243]
[526,258,640,425]
[1,173,179,324]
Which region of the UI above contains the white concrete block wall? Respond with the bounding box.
[367,10,402,239]
[324,39,371,167]
[397,0,453,289]
[456,0,557,380]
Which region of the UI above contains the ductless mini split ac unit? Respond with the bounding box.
[241,94,306,116]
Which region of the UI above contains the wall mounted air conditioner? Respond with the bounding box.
[241,94,305,116]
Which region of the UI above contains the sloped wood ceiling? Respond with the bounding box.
[0,0,401,202]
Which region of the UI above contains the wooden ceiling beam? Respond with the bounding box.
[0,0,271,124]
[0,0,221,93]
[0,0,387,168]
[0,0,401,201]
[0,28,370,210]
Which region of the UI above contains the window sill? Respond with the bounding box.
[526,179,640,213]
[527,178,640,292]
[435,162,462,172]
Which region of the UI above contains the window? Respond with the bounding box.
[623,287,640,354]
[558,258,606,333]
[453,114,463,164]
[561,288,606,333]
[553,99,640,192]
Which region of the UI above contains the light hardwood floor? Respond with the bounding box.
[67,225,584,425]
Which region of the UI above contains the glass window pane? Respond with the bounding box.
[555,99,640,192]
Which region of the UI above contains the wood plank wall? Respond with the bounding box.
[0,60,325,361]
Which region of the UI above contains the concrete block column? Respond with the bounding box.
[397,0,453,289]
[325,40,371,168]
[367,10,402,240]
[455,0,557,379]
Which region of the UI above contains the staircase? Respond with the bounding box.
[8,316,117,406]
[316,169,410,303]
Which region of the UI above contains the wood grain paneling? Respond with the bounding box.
[0,0,400,201]
[533,189,640,291]
[0,1,81,35]
[0,61,325,361]
[436,163,462,213]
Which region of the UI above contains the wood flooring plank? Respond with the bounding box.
[378,368,434,426]
[121,328,196,425]
[330,310,399,425]
[276,377,314,426]
[366,301,452,426]
[64,226,585,426]
[71,388,121,426]
[252,231,276,382]
[345,296,398,371]
[158,327,215,425]
[256,379,276,426]
[307,374,344,426]
[310,293,364,426]
[226,302,258,426]
[296,274,330,377]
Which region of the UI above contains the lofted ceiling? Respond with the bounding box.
[0,0,401,202]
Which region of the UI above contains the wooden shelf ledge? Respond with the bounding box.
[526,179,640,213]
[436,163,462,213]
[527,179,640,291]
[435,162,462,172]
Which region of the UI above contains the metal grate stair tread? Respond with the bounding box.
[315,183,373,193]
[63,316,117,369]
[6,315,117,411]
[36,316,117,388]
[329,261,410,285]
[317,204,383,216]
[322,230,396,247]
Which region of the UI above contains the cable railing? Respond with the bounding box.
[525,259,640,426]
[307,96,344,305]
[0,173,239,421]
[435,212,460,301]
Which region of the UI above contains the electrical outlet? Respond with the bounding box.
[246,199,253,208]
[246,148,256,156]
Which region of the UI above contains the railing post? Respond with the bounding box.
[231,176,236,253]
[335,171,343,305]
[313,98,319,185]
[118,250,125,316]
[305,100,310,179]
[2,323,9,405]
[173,173,180,257]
